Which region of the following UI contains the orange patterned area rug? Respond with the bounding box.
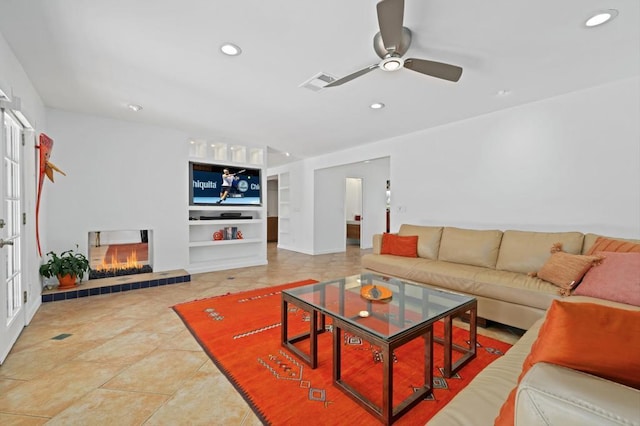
[173,280,512,425]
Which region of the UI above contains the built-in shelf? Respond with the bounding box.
[187,147,267,274]
[278,172,291,248]
[189,219,263,226]
[188,142,264,166]
[189,238,262,247]
[189,205,263,212]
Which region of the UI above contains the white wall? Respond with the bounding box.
[45,108,190,271]
[389,77,640,237]
[269,77,640,255]
[0,31,48,321]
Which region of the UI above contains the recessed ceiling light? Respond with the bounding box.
[128,104,142,112]
[220,43,242,56]
[285,152,291,157]
[497,89,511,96]
[370,102,385,109]
[585,10,618,27]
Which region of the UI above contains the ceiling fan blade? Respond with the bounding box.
[404,58,463,82]
[324,64,379,88]
[377,0,404,52]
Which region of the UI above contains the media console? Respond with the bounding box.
[199,215,253,220]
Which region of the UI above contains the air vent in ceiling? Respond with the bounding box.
[299,72,337,92]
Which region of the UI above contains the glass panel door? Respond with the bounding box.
[0,111,24,364]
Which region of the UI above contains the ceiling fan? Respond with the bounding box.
[325,0,463,88]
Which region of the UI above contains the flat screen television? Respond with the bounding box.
[189,162,262,206]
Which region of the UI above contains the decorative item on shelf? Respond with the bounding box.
[39,248,90,290]
[223,226,239,240]
[360,284,393,302]
[213,228,243,240]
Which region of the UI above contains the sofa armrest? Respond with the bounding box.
[516,362,640,426]
[372,233,382,254]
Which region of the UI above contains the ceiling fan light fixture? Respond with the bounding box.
[585,10,618,27]
[380,57,404,71]
[220,43,242,56]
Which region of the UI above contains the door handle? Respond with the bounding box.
[0,239,14,248]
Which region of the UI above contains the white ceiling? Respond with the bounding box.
[1,0,638,167]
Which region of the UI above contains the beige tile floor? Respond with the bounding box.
[0,243,522,425]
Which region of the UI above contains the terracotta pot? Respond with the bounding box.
[57,274,77,289]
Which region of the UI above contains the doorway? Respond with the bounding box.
[0,110,26,364]
[267,177,278,242]
[345,178,362,246]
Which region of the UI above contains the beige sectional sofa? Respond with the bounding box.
[361,224,640,425]
[362,224,628,330]
[429,296,640,426]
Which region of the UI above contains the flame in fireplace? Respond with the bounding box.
[96,248,143,271]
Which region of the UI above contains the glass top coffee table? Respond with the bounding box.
[281,273,477,425]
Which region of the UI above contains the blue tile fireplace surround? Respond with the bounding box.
[41,269,191,303]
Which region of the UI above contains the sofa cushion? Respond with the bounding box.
[495,300,640,425]
[472,269,559,311]
[516,363,640,426]
[361,253,434,279]
[585,236,640,255]
[398,224,443,259]
[496,230,584,274]
[438,227,503,268]
[380,233,418,257]
[536,250,602,295]
[573,252,640,306]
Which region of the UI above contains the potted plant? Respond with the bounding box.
[39,248,90,289]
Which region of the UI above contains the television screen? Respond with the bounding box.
[190,162,261,206]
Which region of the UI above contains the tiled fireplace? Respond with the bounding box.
[41,229,190,303]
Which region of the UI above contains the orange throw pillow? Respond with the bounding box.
[495,300,640,425]
[380,233,418,257]
[536,251,602,294]
[586,236,640,256]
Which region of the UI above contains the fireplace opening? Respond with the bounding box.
[88,229,153,279]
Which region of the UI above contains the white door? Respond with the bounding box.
[0,110,25,364]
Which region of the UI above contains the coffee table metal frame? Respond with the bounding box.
[281,292,326,369]
[281,274,477,425]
